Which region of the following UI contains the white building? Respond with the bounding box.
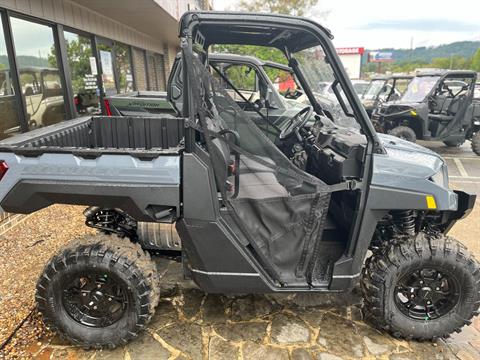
[336,47,365,79]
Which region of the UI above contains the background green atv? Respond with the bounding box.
[372,70,480,155]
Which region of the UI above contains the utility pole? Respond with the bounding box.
[409,37,414,61]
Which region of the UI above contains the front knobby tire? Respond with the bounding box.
[36,234,159,349]
[443,140,463,147]
[361,232,480,340]
[388,126,417,143]
[472,132,480,156]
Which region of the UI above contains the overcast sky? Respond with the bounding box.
[212,0,480,49]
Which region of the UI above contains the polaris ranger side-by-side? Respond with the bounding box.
[372,70,480,153]
[0,12,478,348]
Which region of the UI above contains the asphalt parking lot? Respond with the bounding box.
[0,141,479,360]
[426,141,480,180]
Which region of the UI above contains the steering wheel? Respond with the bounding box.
[279,106,313,140]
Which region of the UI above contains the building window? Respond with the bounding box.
[64,31,100,115]
[146,53,166,91]
[97,42,116,96]
[132,48,147,91]
[10,17,66,128]
[115,43,134,93]
[0,16,22,140]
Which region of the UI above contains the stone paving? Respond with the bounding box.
[22,259,480,360]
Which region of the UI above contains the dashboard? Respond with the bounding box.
[306,121,367,184]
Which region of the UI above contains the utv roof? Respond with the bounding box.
[179,11,332,52]
[371,74,413,81]
[416,70,476,78]
[210,53,291,72]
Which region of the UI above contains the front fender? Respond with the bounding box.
[442,190,476,232]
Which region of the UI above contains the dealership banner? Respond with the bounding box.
[368,51,394,62]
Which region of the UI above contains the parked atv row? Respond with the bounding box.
[369,70,480,155]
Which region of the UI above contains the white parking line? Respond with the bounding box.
[444,156,480,161]
[453,158,469,178]
[450,179,480,184]
[450,175,480,179]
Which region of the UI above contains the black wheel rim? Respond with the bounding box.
[62,271,129,327]
[394,268,460,321]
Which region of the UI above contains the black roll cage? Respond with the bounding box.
[413,71,477,104]
[179,11,383,155]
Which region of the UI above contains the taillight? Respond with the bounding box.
[104,99,112,116]
[0,161,8,181]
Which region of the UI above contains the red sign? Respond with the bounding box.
[336,47,365,55]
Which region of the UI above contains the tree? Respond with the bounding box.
[471,49,480,72]
[48,36,93,93]
[214,0,321,64]
[238,0,317,16]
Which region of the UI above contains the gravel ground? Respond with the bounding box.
[0,205,94,358]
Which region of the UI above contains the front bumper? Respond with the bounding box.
[444,190,476,232]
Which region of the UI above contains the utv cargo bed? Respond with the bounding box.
[0,115,184,156]
[0,116,185,221]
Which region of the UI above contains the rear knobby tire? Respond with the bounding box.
[472,132,480,156]
[36,234,159,349]
[388,126,417,143]
[361,232,480,340]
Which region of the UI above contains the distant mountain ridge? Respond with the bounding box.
[0,55,50,69]
[364,41,480,63]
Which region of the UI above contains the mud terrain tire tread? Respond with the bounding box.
[388,126,417,143]
[36,234,159,349]
[472,133,480,156]
[361,232,480,340]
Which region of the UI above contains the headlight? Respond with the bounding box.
[430,165,448,188]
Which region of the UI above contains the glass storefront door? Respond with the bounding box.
[98,42,116,97]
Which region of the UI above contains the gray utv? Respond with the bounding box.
[372,70,480,153]
[0,11,478,349]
